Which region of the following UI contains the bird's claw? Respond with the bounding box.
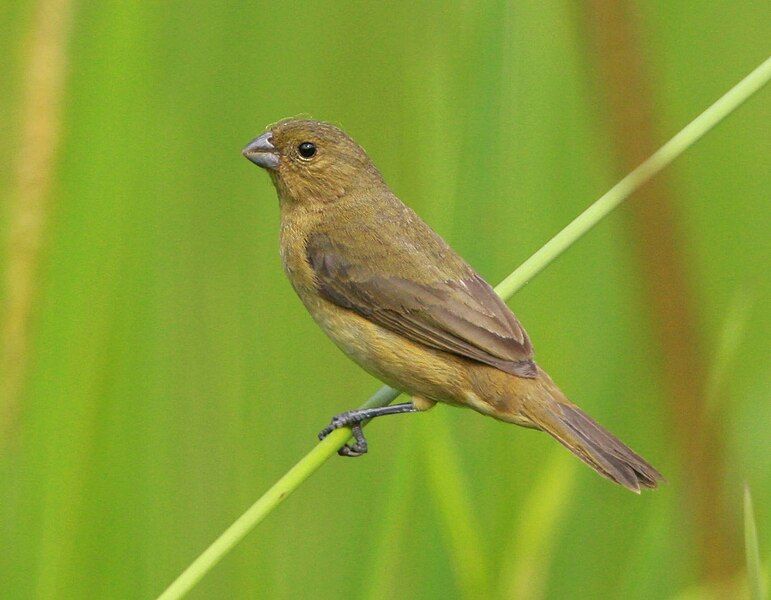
[318,414,368,457]
[317,414,348,440]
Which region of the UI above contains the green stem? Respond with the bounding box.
[156,56,771,600]
[495,55,771,299]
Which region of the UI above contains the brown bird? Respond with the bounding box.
[243,118,663,492]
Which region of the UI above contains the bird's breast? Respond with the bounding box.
[279,210,319,293]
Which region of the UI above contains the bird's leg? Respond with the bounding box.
[318,402,418,457]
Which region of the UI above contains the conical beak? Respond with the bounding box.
[242,132,279,170]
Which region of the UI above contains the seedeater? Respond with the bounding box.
[243,118,662,492]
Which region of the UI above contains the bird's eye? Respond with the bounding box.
[297,142,317,159]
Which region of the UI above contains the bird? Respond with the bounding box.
[243,118,663,492]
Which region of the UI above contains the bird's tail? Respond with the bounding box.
[516,372,663,493]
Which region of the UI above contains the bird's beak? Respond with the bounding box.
[242,132,279,170]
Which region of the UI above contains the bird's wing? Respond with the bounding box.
[306,232,537,378]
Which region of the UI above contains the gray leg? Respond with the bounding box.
[318,402,418,457]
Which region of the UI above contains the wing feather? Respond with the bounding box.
[306,232,536,378]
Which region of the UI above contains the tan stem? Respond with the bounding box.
[1,0,75,443]
[578,0,738,580]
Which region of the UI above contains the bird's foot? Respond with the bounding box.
[317,403,418,457]
[318,412,368,457]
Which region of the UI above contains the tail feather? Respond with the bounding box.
[522,393,664,493]
[556,403,663,492]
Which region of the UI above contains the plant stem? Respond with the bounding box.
[156,56,771,600]
[496,55,771,299]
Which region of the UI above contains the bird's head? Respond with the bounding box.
[243,119,383,205]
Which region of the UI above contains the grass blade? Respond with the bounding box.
[496,451,576,599]
[744,484,766,600]
[421,416,492,598]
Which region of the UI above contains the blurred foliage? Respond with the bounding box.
[1,1,768,599]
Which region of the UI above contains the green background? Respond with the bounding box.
[1,2,768,598]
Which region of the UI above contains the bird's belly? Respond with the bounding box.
[304,295,468,404]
